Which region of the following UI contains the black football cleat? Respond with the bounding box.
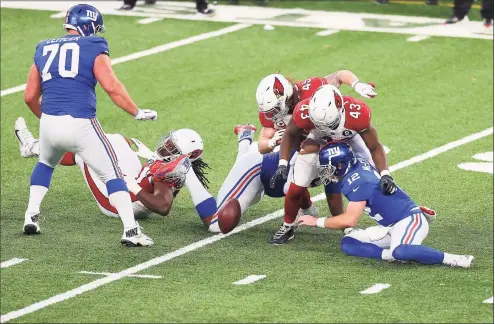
[270,224,295,245]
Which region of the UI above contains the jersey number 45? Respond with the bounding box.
[41,43,80,82]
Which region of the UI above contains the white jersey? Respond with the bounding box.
[75,134,152,219]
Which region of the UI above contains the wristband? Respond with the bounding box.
[316,217,327,228]
[126,177,143,195]
[351,80,360,89]
[279,159,288,167]
[380,170,391,177]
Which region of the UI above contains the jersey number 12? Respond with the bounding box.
[41,43,80,82]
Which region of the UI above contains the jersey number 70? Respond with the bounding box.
[41,43,80,82]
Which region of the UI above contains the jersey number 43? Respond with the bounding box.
[41,43,80,82]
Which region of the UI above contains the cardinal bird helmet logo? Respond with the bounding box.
[273,77,284,99]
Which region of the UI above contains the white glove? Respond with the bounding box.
[268,129,285,149]
[130,138,154,160]
[352,80,377,99]
[134,108,158,121]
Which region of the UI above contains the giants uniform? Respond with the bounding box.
[258,77,328,130]
[33,34,125,189]
[289,96,373,192]
[63,134,153,219]
[341,158,428,251]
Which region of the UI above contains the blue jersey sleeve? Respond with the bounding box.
[86,36,109,57]
[33,40,44,67]
[341,176,373,202]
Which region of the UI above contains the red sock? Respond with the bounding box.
[284,182,307,224]
[59,152,76,166]
[300,189,312,210]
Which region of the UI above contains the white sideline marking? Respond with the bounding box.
[316,29,340,36]
[233,275,266,285]
[473,152,493,162]
[1,127,492,323]
[483,297,493,304]
[0,258,27,269]
[79,271,162,279]
[0,23,251,97]
[360,283,390,295]
[407,35,431,42]
[137,17,163,24]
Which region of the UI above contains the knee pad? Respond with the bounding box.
[392,244,409,261]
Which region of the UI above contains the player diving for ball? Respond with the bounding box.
[15,119,215,227]
[21,4,160,246]
[297,142,474,268]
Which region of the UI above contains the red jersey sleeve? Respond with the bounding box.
[258,112,275,128]
[295,77,328,101]
[292,98,315,130]
[343,96,371,132]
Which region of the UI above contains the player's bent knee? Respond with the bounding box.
[391,244,410,261]
[106,178,128,195]
[341,237,362,256]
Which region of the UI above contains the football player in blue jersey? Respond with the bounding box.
[22,4,158,247]
[298,142,474,268]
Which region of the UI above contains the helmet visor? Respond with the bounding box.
[155,132,181,162]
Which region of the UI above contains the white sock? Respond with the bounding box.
[442,253,457,265]
[237,140,251,160]
[25,185,48,222]
[381,249,395,261]
[109,191,136,229]
[185,168,213,205]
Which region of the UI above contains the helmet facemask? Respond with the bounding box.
[155,132,181,163]
[259,98,289,122]
[318,164,337,185]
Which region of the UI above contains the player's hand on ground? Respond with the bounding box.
[134,108,158,121]
[379,174,398,195]
[270,165,288,189]
[297,215,317,227]
[353,81,377,99]
[268,130,285,149]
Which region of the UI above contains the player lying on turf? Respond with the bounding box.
[256,71,377,154]
[298,142,474,268]
[205,124,319,233]
[269,84,397,244]
[15,118,215,225]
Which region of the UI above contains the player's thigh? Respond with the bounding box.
[75,118,124,183]
[292,152,319,187]
[38,115,67,167]
[345,226,391,249]
[216,151,263,211]
[348,135,373,165]
[389,212,429,250]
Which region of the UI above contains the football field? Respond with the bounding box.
[1,3,494,323]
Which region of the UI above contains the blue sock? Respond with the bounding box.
[106,178,128,195]
[392,244,444,265]
[30,162,54,188]
[341,237,383,260]
[195,197,217,220]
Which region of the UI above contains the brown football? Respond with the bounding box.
[217,198,242,234]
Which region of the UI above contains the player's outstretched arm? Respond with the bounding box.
[127,179,174,216]
[258,127,280,154]
[269,120,301,188]
[94,54,157,121]
[24,64,42,118]
[325,70,377,99]
[298,201,365,229]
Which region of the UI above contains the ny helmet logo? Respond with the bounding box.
[327,146,341,158]
[86,10,98,21]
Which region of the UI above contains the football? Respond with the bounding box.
[217,198,242,234]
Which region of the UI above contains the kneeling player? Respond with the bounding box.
[14,118,213,224]
[298,142,474,268]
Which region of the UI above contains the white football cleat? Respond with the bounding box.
[208,217,221,233]
[121,222,154,247]
[450,255,474,268]
[234,124,257,143]
[23,214,41,235]
[14,117,39,158]
[299,203,319,217]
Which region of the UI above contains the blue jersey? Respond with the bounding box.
[259,150,297,198]
[33,35,109,118]
[340,158,418,226]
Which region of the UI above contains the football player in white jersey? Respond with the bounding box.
[14,118,217,227]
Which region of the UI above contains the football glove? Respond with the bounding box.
[268,130,285,150]
[352,81,377,99]
[270,165,288,189]
[134,108,158,121]
[379,174,398,195]
[149,155,190,191]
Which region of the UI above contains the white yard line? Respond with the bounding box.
[316,29,340,36]
[0,258,27,269]
[78,271,162,279]
[0,23,251,98]
[137,17,164,24]
[407,35,431,42]
[233,275,266,285]
[0,127,492,323]
[483,297,493,304]
[360,284,391,295]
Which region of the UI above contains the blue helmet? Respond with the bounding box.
[63,4,105,37]
[318,142,356,185]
